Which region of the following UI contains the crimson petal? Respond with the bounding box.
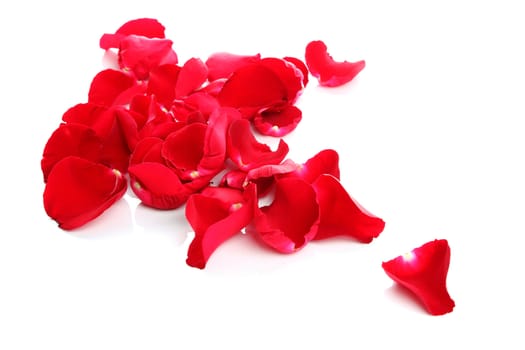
[382,239,455,316]
[260,57,304,103]
[41,123,102,182]
[312,174,385,242]
[175,57,208,98]
[227,118,289,171]
[185,184,256,269]
[284,56,309,87]
[43,156,127,230]
[88,69,136,107]
[247,178,319,253]
[147,64,181,108]
[305,40,365,87]
[129,162,191,209]
[288,149,340,183]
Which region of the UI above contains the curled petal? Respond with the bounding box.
[227,119,289,171]
[99,18,166,50]
[284,56,309,87]
[41,123,102,182]
[129,162,191,209]
[247,178,319,253]
[312,174,385,243]
[287,149,340,183]
[382,239,455,316]
[219,170,248,190]
[260,57,304,102]
[205,52,261,81]
[185,184,257,269]
[246,159,299,197]
[305,40,365,87]
[175,57,208,98]
[43,156,127,230]
[253,104,302,137]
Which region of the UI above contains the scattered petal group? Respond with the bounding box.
[41,18,453,315]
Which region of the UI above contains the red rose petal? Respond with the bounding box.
[43,156,127,230]
[382,239,456,315]
[162,123,206,179]
[88,69,137,107]
[129,137,164,166]
[41,123,102,182]
[284,56,309,87]
[218,63,287,118]
[247,178,319,253]
[227,118,289,171]
[205,52,261,81]
[260,57,304,103]
[100,18,166,50]
[245,159,300,197]
[129,162,191,210]
[147,64,181,108]
[119,35,178,80]
[312,174,385,242]
[175,57,208,98]
[288,149,340,183]
[253,104,302,137]
[185,184,256,269]
[305,40,365,87]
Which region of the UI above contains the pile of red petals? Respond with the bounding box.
[41,18,454,315]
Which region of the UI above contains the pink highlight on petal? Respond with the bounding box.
[382,239,456,316]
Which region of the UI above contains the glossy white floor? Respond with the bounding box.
[1,1,524,349]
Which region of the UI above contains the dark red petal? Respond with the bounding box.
[253,104,302,137]
[147,64,181,108]
[119,35,178,80]
[88,69,136,107]
[129,137,164,166]
[247,178,319,253]
[312,174,385,242]
[172,92,219,123]
[175,58,208,98]
[260,57,304,102]
[305,40,365,87]
[287,149,340,183]
[43,156,127,230]
[228,119,289,171]
[284,56,309,87]
[205,52,261,81]
[186,184,256,269]
[129,162,191,209]
[218,63,287,117]
[219,170,248,190]
[382,239,455,316]
[41,123,102,182]
[100,18,166,50]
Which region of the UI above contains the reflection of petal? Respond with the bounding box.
[382,239,455,315]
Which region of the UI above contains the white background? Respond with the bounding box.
[1,1,524,349]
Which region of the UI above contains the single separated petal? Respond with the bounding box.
[43,156,127,230]
[305,40,365,87]
[382,239,456,315]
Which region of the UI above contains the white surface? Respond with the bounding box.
[1,1,524,349]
